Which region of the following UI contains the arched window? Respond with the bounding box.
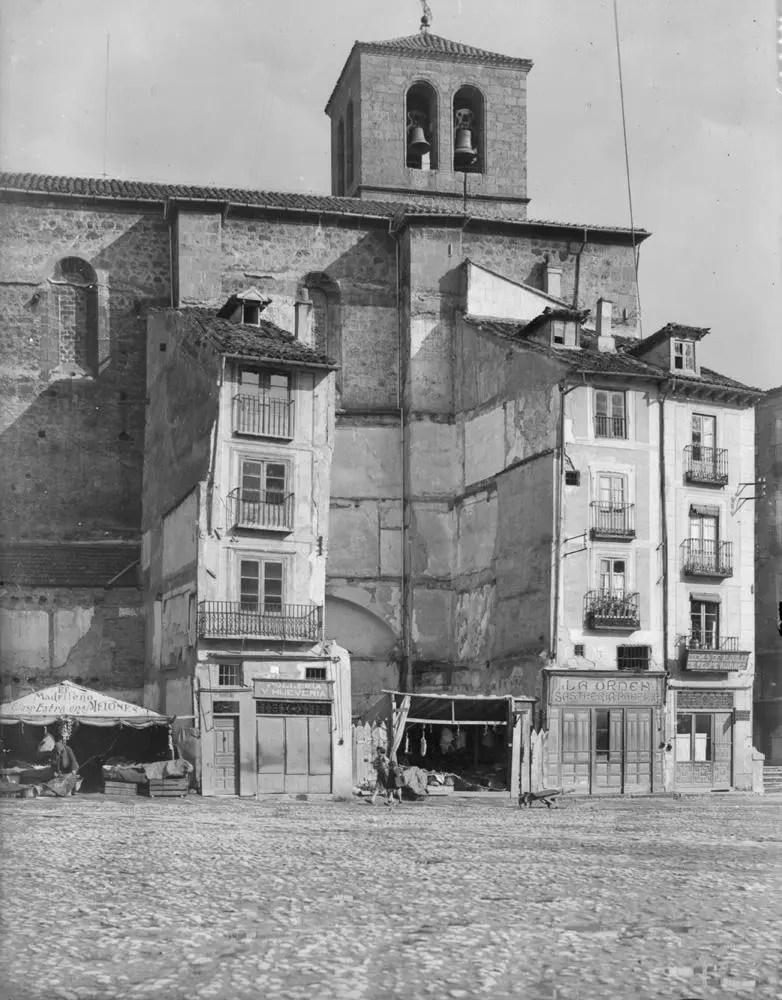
[336,119,346,195]
[453,86,485,174]
[405,81,437,170]
[346,101,355,187]
[50,257,99,374]
[304,272,342,394]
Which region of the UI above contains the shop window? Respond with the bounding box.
[218,663,243,687]
[594,390,627,439]
[617,646,650,670]
[676,713,713,762]
[213,701,240,714]
[453,86,484,174]
[406,81,437,170]
[305,667,327,680]
[240,559,284,613]
[573,643,585,657]
[673,339,696,372]
[594,710,611,754]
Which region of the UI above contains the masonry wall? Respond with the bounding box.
[0,197,170,697]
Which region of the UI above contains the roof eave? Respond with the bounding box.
[222,351,338,372]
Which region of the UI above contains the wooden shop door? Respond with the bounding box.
[561,709,590,792]
[624,709,653,793]
[256,713,333,794]
[213,716,239,795]
[592,709,623,794]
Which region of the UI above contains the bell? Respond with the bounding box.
[454,127,477,166]
[408,125,430,156]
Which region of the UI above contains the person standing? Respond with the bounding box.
[50,739,80,795]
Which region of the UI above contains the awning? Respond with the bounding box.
[689,503,720,517]
[0,681,171,728]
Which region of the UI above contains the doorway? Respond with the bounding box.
[213,716,240,795]
[256,703,332,794]
[560,707,654,794]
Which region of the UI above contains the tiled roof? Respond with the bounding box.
[0,172,648,238]
[176,308,337,369]
[464,317,761,394]
[0,544,140,588]
[360,33,533,69]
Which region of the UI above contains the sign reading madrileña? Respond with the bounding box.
[548,674,664,706]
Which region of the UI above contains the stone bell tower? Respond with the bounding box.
[324,15,533,219]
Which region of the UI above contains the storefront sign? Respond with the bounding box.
[548,674,663,706]
[686,651,748,672]
[677,690,733,711]
[253,679,332,701]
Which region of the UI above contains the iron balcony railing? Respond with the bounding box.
[227,488,293,531]
[594,414,627,439]
[684,445,729,486]
[198,602,323,641]
[232,393,294,439]
[584,590,641,631]
[683,633,740,652]
[680,539,733,577]
[589,501,636,539]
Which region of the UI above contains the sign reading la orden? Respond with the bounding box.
[549,674,664,706]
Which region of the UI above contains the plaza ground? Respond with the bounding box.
[0,793,780,1000]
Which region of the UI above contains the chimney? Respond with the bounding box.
[545,264,563,299]
[294,289,313,345]
[596,298,615,353]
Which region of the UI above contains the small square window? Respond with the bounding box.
[573,644,585,657]
[565,470,581,486]
[305,667,327,680]
[242,302,261,326]
[673,340,695,372]
[617,645,650,670]
[218,663,243,687]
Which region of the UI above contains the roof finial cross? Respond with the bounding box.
[419,0,432,35]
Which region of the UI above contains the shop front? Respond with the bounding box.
[356,691,536,798]
[545,671,666,795]
[198,646,352,798]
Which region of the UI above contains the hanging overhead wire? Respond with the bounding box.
[612,0,643,335]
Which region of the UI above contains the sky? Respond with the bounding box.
[1,0,780,388]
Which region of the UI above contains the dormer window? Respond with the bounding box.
[673,339,696,372]
[242,301,261,326]
[553,322,565,346]
[551,320,579,349]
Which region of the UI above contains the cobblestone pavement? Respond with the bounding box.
[1,793,781,1000]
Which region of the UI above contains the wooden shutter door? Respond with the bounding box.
[256,716,285,793]
[561,710,590,792]
[307,716,332,793]
[712,712,733,789]
[624,709,652,793]
[213,717,239,795]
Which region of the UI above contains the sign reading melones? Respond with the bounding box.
[548,674,664,706]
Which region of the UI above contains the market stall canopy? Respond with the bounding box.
[359,690,515,727]
[0,681,170,728]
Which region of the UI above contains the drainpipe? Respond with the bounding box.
[550,380,582,662]
[657,384,669,669]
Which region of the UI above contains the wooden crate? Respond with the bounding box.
[104,780,141,797]
[141,777,190,798]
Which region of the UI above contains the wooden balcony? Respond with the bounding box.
[681,634,749,672]
[227,489,293,532]
[584,591,640,631]
[198,602,322,641]
[683,445,728,486]
[589,502,635,541]
[680,539,733,578]
[232,393,294,439]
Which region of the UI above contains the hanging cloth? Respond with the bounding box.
[420,732,428,757]
[390,695,411,761]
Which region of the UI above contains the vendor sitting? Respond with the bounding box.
[50,739,81,795]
